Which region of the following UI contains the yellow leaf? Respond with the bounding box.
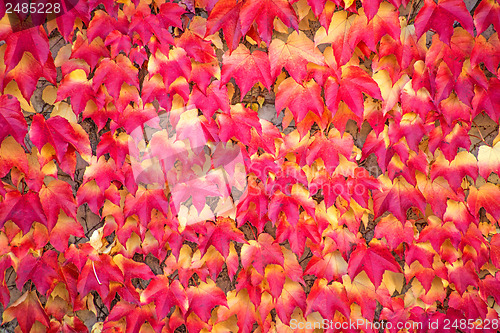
[51,102,77,123]
[4,81,35,113]
[293,0,311,20]
[478,142,500,179]
[381,271,404,295]
[314,11,355,46]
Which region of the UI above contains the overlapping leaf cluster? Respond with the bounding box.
[0,0,500,331]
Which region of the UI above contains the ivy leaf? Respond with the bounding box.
[124,187,170,225]
[0,191,47,234]
[305,278,350,320]
[275,278,306,325]
[329,66,382,118]
[240,0,298,44]
[92,55,139,100]
[189,80,230,118]
[447,260,479,295]
[414,0,474,45]
[217,290,257,333]
[4,26,50,71]
[314,11,356,66]
[15,251,59,296]
[373,175,426,222]
[2,291,49,333]
[39,179,77,231]
[477,142,500,180]
[275,77,324,123]
[159,2,186,28]
[268,184,315,226]
[304,251,348,282]
[70,33,109,69]
[106,301,161,332]
[141,278,189,318]
[0,95,27,145]
[221,45,272,98]
[416,173,464,219]
[428,123,471,162]
[186,279,228,322]
[374,214,414,250]
[77,253,124,302]
[30,114,92,167]
[50,212,85,252]
[241,233,284,275]
[57,69,98,115]
[269,31,325,82]
[198,217,246,257]
[96,131,129,167]
[467,183,500,221]
[347,241,401,288]
[473,0,500,35]
[430,151,478,190]
[206,0,244,51]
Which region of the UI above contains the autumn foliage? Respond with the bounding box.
[1,0,500,331]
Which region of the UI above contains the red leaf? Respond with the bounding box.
[39,179,77,231]
[374,214,414,250]
[148,48,191,88]
[415,0,474,45]
[159,2,186,28]
[275,77,324,123]
[471,34,500,74]
[221,45,273,98]
[198,217,246,257]
[467,183,500,221]
[269,31,324,82]
[141,278,188,318]
[275,279,306,325]
[16,251,59,296]
[0,95,27,145]
[96,131,129,167]
[305,278,350,319]
[447,260,478,295]
[373,176,426,222]
[217,290,257,333]
[268,184,315,226]
[186,279,228,322]
[347,241,401,288]
[2,291,49,333]
[240,0,298,44]
[241,233,284,275]
[57,69,99,115]
[304,250,348,282]
[428,123,471,162]
[206,0,244,51]
[0,191,47,234]
[124,187,170,225]
[105,301,161,332]
[50,213,85,252]
[92,55,139,100]
[70,32,109,68]
[306,130,354,174]
[29,114,92,167]
[334,66,382,118]
[104,30,132,58]
[430,151,478,190]
[4,26,49,72]
[176,30,216,63]
[4,51,56,101]
[77,253,123,301]
[189,80,230,118]
[473,0,500,35]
